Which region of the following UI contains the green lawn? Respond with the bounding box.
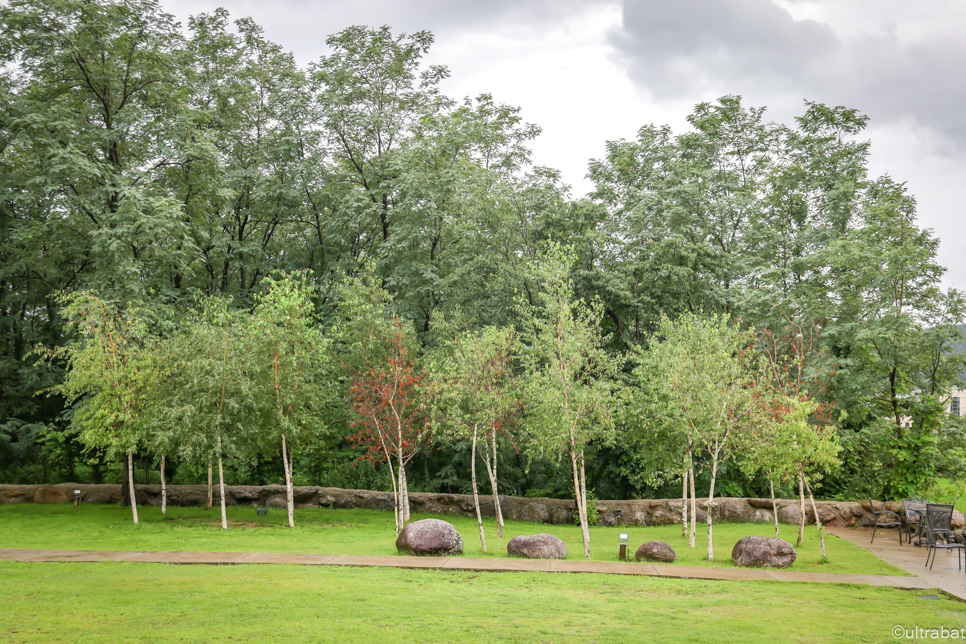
[1,505,959,643]
[1,561,962,644]
[0,504,904,575]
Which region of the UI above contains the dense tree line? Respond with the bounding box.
[2,0,964,514]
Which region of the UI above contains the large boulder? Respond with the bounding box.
[395,519,463,556]
[732,536,797,568]
[635,540,676,563]
[507,534,567,559]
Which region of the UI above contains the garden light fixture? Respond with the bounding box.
[619,533,629,561]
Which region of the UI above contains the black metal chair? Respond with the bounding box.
[925,503,964,546]
[923,514,966,570]
[902,497,929,546]
[869,498,903,544]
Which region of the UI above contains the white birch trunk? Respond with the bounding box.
[681,468,689,538]
[688,456,697,548]
[707,457,718,561]
[471,425,487,553]
[802,471,827,561]
[281,434,295,528]
[385,452,400,535]
[217,435,227,530]
[396,444,410,524]
[581,450,592,555]
[569,450,587,557]
[797,475,806,547]
[770,477,779,537]
[488,428,504,537]
[206,457,213,511]
[160,453,167,515]
[127,451,139,526]
[401,465,411,522]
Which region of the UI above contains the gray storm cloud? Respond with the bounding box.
[611,0,966,151]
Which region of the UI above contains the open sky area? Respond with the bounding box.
[159,0,966,293]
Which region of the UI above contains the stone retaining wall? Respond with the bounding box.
[2,483,962,530]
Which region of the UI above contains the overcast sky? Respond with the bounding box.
[162,0,966,292]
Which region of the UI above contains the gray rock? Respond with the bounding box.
[732,536,797,568]
[777,503,803,525]
[507,533,567,559]
[516,501,552,524]
[635,540,676,563]
[396,519,463,556]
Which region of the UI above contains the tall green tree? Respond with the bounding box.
[35,294,159,524]
[642,313,755,560]
[155,299,258,529]
[250,274,331,527]
[430,323,519,548]
[518,245,622,558]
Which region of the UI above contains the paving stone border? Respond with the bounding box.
[2,483,962,532]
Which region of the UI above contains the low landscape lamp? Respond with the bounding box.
[619,532,629,561]
[614,508,623,525]
[73,489,82,507]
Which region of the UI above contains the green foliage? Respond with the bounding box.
[1,4,962,504]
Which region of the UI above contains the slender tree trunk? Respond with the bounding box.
[802,470,827,561]
[396,442,410,524]
[471,426,486,553]
[206,457,213,511]
[401,465,411,522]
[688,461,697,548]
[581,450,592,555]
[770,477,779,537]
[217,435,227,530]
[707,458,718,561]
[490,427,504,537]
[160,454,167,515]
[385,451,400,535]
[127,451,139,526]
[798,475,806,547]
[681,467,689,538]
[569,449,588,557]
[281,434,295,528]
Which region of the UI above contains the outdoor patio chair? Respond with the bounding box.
[922,514,966,570]
[869,498,903,544]
[902,497,929,545]
[925,503,964,546]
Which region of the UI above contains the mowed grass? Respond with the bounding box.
[0,503,905,575]
[1,560,963,644]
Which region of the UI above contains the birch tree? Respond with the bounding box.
[35,293,159,525]
[518,246,622,558]
[644,314,754,560]
[155,299,258,530]
[430,325,520,550]
[251,274,331,528]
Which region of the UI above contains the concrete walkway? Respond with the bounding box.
[828,527,966,601]
[0,546,932,590]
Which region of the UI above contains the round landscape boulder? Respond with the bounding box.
[507,533,567,559]
[635,540,676,563]
[395,518,463,556]
[731,536,797,568]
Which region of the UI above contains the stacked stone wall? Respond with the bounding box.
[3,483,960,530]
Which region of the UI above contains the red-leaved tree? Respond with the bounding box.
[348,319,429,534]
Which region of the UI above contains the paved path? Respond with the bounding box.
[0,546,931,590]
[828,527,966,601]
